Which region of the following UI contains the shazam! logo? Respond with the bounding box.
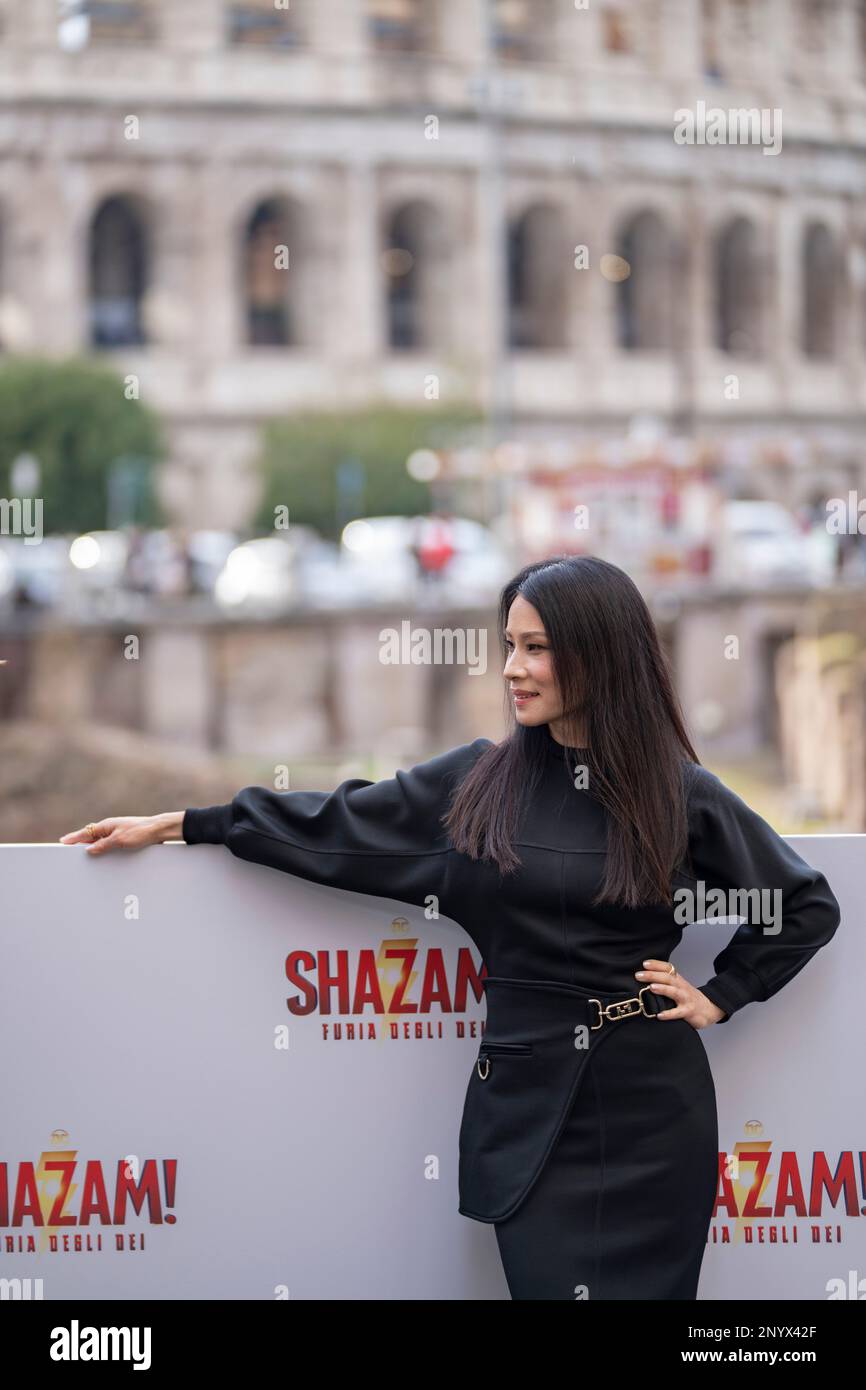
[708,1124,860,1250]
[1,1134,179,1256]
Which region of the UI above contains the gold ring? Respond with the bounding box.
[85,823,98,840]
[668,963,677,976]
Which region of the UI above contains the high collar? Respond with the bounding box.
[541,723,590,760]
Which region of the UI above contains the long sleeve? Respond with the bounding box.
[182,738,493,912]
[680,762,841,1023]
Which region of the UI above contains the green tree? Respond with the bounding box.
[254,403,482,538]
[0,356,165,533]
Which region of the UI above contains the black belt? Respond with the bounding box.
[475,975,674,1081]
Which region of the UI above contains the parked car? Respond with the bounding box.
[0,544,15,611]
[339,516,419,602]
[186,530,239,595]
[214,535,305,614]
[292,537,355,608]
[714,501,809,586]
[434,518,513,603]
[0,535,72,608]
[339,514,512,604]
[213,527,333,613]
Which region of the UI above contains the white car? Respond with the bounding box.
[339,517,420,602]
[436,519,513,603]
[187,530,239,594]
[214,536,296,614]
[339,515,511,604]
[715,501,809,587]
[0,535,71,608]
[0,544,15,610]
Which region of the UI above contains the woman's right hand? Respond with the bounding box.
[59,812,185,855]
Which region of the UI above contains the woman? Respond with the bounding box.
[60,555,842,1300]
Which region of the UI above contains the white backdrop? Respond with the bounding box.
[1,834,862,1301]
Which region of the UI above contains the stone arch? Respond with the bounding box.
[491,0,559,62]
[383,198,452,351]
[241,195,314,347]
[88,193,150,347]
[614,207,679,350]
[227,0,306,46]
[714,215,763,356]
[367,0,441,53]
[802,220,840,359]
[58,0,156,49]
[507,202,569,350]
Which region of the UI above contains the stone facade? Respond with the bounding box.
[1,1,866,525]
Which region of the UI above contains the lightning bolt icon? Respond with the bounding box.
[35,1149,78,1253]
[375,937,420,1046]
[730,1139,774,1243]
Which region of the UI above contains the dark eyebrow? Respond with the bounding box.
[504,630,547,639]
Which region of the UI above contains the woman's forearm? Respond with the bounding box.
[158,811,186,841]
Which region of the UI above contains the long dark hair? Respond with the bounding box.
[443,555,701,908]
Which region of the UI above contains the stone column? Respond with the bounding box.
[839,197,862,394]
[191,160,239,360]
[658,0,701,78]
[833,0,864,88]
[763,0,796,84]
[333,160,382,366]
[8,155,83,354]
[561,0,602,68]
[472,127,508,418]
[154,0,224,52]
[308,0,366,55]
[434,0,486,62]
[774,194,800,406]
[586,184,619,357]
[145,166,207,355]
[760,0,792,81]
[4,0,57,47]
[447,167,486,369]
[684,184,710,360]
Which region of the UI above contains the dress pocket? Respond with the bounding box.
[457,1031,601,1222]
[476,1040,534,1078]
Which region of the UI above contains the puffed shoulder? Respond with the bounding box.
[676,756,841,1023]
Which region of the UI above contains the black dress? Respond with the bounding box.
[182,725,841,1300]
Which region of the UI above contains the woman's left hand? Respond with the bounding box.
[635,960,727,1028]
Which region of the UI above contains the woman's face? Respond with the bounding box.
[503,594,561,727]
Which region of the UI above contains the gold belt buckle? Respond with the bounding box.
[589,986,655,1030]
